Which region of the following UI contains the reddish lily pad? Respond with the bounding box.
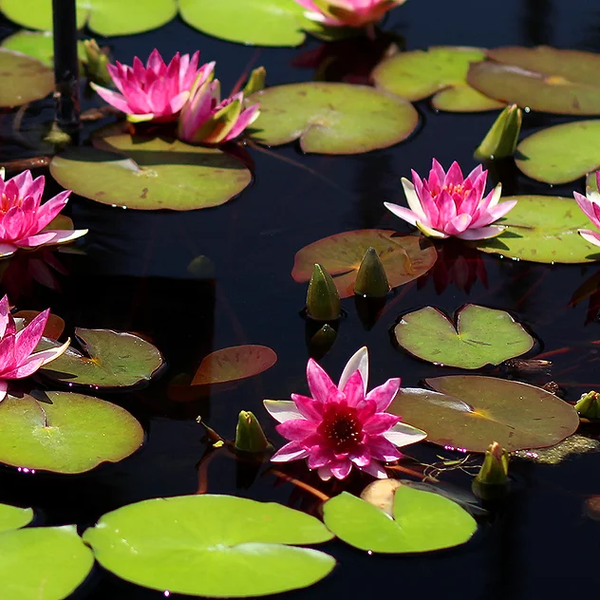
[292,230,437,298]
[467,46,600,115]
[0,392,144,473]
[249,83,419,154]
[14,310,65,340]
[373,47,504,112]
[49,135,252,211]
[389,375,580,453]
[0,48,54,107]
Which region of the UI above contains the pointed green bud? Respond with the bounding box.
[311,323,337,346]
[575,390,600,420]
[82,39,111,86]
[474,104,522,161]
[242,66,266,96]
[472,441,509,500]
[235,410,272,453]
[306,264,341,321]
[354,247,390,298]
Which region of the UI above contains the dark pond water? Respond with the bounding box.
[2,0,600,598]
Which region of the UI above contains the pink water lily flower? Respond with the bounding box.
[177,79,260,145]
[264,347,426,481]
[574,171,600,247]
[0,170,87,259]
[384,159,517,240]
[91,49,215,123]
[0,295,70,402]
[294,0,405,27]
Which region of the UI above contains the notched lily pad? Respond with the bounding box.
[394,304,535,369]
[292,230,437,298]
[373,46,504,112]
[0,48,54,107]
[49,135,252,211]
[0,502,34,533]
[389,375,580,452]
[467,46,600,115]
[249,82,419,154]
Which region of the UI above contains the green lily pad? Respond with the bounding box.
[0,525,94,599]
[473,195,600,263]
[249,83,419,154]
[323,487,476,554]
[394,304,534,369]
[1,30,87,68]
[0,392,144,473]
[0,503,34,533]
[50,135,252,211]
[373,47,504,112]
[0,48,54,107]
[292,230,437,298]
[0,0,177,35]
[83,494,335,597]
[389,375,580,452]
[515,120,600,184]
[39,328,164,388]
[467,46,600,115]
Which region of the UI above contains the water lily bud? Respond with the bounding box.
[354,247,390,298]
[306,264,341,321]
[575,390,600,420]
[243,66,266,96]
[472,441,509,501]
[235,410,272,453]
[82,39,111,86]
[474,103,522,161]
[308,322,338,359]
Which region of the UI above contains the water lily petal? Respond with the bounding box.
[290,394,324,421]
[276,419,317,441]
[366,435,402,462]
[401,178,426,221]
[263,400,303,423]
[382,421,427,447]
[330,459,353,480]
[363,412,401,435]
[271,441,310,462]
[349,445,371,467]
[383,202,421,226]
[365,377,401,411]
[338,346,369,393]
[0,380,6,403]
[3,338,70,379]
[579,229,600,248]
[456,225,506,240]
[359,460,388,479]
[341,370,365,407]
[307,445,334,469]
[306,358,340,403]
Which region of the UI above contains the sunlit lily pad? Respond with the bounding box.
[473,195,600,263]
[14,310,65,339]
[323,487,476,554]
[0,392,144,473]
[249,83,419,154]
[373,47,504,112]
[292,230,437,298]
[39,328,164,388]
[1,30,86,67]
[83,494,335,597]
[0,0,177,35]
[0,525,94,599]
[0,503,33,533]
[50,135,252,211]
[0,48,54,107]
[467,46,600,115]
[389,375,580,452]
[394,304,534,369]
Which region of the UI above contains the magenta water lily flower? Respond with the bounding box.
[0,170,87,259]
[264,347,426,481]
[574,172,600,248]
[91,49,215,123]
[384,159,517,240]
[0,295,70,402]
[294,0,406,27]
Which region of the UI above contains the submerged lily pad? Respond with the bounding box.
[292,230,437,298]
[50,135,252,211]
[249,83,419,154]
[0,526,94,599]
[1,30,86,67]
[515,120,600,184]
[39,328,164,388]
[83,494,335,597]
[0,503,33,533]
[467,46,600,115]
[473,195,600,263]
[0,48,54,107]
[394,304,534,369]
[323,487,476,554]
[389,375,580,452]
[0,392,144,473]
[373,47,504,112]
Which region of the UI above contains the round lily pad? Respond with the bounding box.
[515,120,600,184]
[394,304,534,369]
[50,135,252,211]
[373,47,504,112]
[0,392,144,473]
[389,375,580,452]
[292,230,437,298]
[39,328,164,388]
[1,30,87,68]
[249,83,419,154]
[0,503,34,533]
[83,494,335,597]
[323,487,477,554]
[0,48,54,107]
[0,525,94,599]
[473,195,600,263]
[467,46,600,115]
